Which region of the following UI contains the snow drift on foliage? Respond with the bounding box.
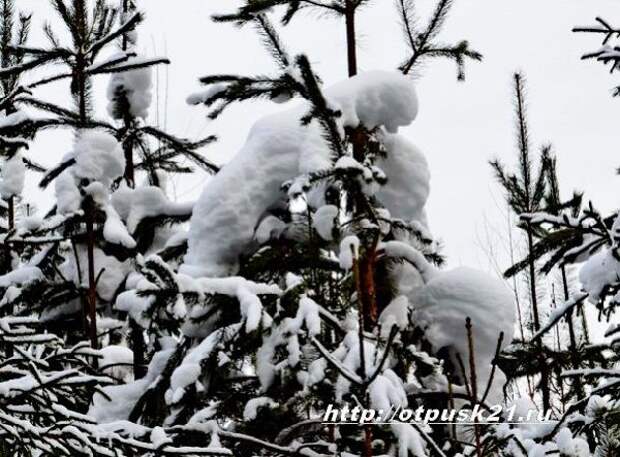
[111,182,193,233]
[381,239,514,398]
[375,133,430,227]
[90,348,174,423]
[107,55,153,119]
[73,131,124,187]
[99,345,134,382]
[182,71,424,277]
[55,131,125,214]
[410,266,515,400]
[0,152,25,199]
[579,247,620,302]
[61,246,131,303]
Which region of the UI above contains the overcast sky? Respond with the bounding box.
[15,0,620,275]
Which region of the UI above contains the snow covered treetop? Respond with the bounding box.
[182,71,422,277]
[327,70,419,133]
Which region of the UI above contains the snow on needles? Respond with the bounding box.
[73,131,125,188]
[0,152,25,199]
[53,131,138,249]
[410,266,515,401]
[375,133,430,227]
[55,131,125,215]
[327,70,419,134]
[579,247,620,302]
[107,55,153,120]
[182,71,422,277]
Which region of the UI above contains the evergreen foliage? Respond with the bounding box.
[0,1,617,456]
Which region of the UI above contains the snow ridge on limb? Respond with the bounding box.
[183,70,421,277]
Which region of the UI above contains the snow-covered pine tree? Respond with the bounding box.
[86,2,560,456]
[488,15,620,456]
[0,2,230,453]
[0,315,237,455]
[491,73,592,416]
[0,1,612,455]
[489,73,555,413]
[0,316,113,454]
[0,0,144,347]
[104,0,218,379]
[0,0,217,364]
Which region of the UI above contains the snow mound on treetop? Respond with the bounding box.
[182,71,424,277]
[411,266,515,400]
[73,131,124,187]
[107,54,153,120]
[375,133,430,226]
[326,70,418,133]
[55,131,124,215]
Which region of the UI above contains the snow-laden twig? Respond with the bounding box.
[531,291,588,341]
[310,336,363,385]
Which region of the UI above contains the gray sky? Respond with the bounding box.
[15,0,620,274]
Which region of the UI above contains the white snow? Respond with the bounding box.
[166,324,241,405]
[380,240,437,283]
[579,248,620,302]
[186,83,226,106]
[150,426,172,448]
[312,205,339,241]
[378,295,410,338]
[254,215,287,244]
[410,266,515,401]
[0,110,29,129]
[243,397,278,420]
[73,131,124,187]
[111,183,193,233]
[55,131,124,217]
[107,54,153,119]
[90,348,174,423]
[286,295,322,337]
[375,133,430,227]
[339,235,360,270]
[0,266,42,288]
[391,423,427,457]
[182,71,422,277]
[115,287,155,328]
[369,369,408,412]
[54,170,82,214]
[334,155,364,172]
[99,345,134,382]
[103,204,137,248]
[554,428,590,457]
[327,70,418,134]
[0,152,25,199]
[60,245,131,303]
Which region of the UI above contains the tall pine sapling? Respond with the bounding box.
[490,72,552,413]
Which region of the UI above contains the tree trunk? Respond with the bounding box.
[121,0,135,188]
[362,425,372,457]
[7,195,14,231]
[345,0,357,77]
[130,318,146,379]
[85,197,98,351]
[122,117,135,188]
[466,318,482,457]
[561,266,584,399]
[526,225,550,412]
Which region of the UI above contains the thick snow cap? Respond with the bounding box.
[182,71,424,277]
[411,266,515,401]
[107,54,153,120]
